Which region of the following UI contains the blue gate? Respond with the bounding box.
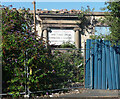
[85,39,120,90]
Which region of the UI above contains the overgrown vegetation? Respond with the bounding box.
[60,41,76,48]
[77,6,95,35]
[103,1,120,43]
[2,6,84,97]
[91,1,120,44]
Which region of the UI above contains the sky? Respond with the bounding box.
[1,2,108,12]
[1,1,110,35]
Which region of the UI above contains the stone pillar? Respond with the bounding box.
[42,27,51,48]
[74,28,82,49]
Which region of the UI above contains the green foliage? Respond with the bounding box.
[2,6,84,97]
[60,41,76,48]
[2,7,32,95]
[52,50,84,87]
[90,34,111,40]
[2,6,53,96]
[77,6,95,35]
[99,1,120,44]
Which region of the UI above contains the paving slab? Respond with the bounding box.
[59,89,120,98]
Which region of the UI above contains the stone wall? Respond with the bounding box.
[34,11,107,51]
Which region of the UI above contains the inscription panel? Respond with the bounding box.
[49,29,75,45]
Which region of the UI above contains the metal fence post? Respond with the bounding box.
[26,50,30,97]
[24,51,27,96]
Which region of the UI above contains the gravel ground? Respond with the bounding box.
[2,85,120,98]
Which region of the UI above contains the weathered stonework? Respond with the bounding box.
[29,10,107,49]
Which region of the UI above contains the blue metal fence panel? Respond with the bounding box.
[102,40,106,89]
[117,45,120,89]
[110,45,116,89]
[105,41,113,89]
[114,46,119,89]
[94,40,98,89]
[85,39,91,88]
[90,40,94,89]
[85,39,120,90]
[98,40,102,89]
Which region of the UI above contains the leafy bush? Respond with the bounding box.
[2,6,53,96]
[94,2,120,44]
[2,6,84,97]
[60,41,76,48]
[52,50,84,86]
